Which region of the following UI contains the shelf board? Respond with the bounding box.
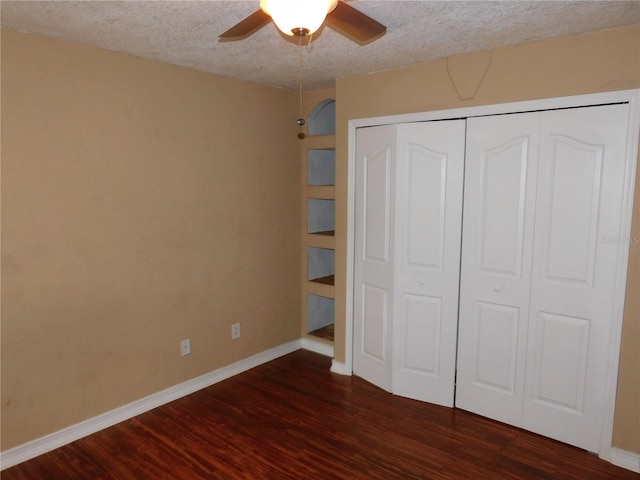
[309,274,335,286]
[307,233,335,249]
[307,324,334,342]
[306,185,335,199]
[307,281,334,298]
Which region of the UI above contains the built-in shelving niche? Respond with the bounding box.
[307,199,335,236]
[307,149,335,186]
[306,294,335,334]
[304,98,336,342]
[307,247,335,285]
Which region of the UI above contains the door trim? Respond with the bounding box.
[344,89,640,461]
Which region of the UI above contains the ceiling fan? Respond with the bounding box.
[219,0,387,45]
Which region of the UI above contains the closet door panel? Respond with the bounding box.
[392,120,465,406]
[353,125,397,392]
[456,113,540,425]
[478,138,529,276]
[543,138,601,283]
[523,104,631,452]
[401,294,441,373]
[473,302,520,394]
[531,312,589,410]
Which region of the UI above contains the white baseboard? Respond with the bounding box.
[301,337,334,357]
[610,447,640,473]
[0,339,302,470]
[330,359,351,376]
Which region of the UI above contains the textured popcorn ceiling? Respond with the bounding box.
[2,0,640,90]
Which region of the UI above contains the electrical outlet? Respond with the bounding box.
[231,322,241,340]
[180,339,191,356]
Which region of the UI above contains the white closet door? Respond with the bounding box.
[392,121,465,406]
[456,113,541,425]
[522,104,630,452]
[353,125,397,391]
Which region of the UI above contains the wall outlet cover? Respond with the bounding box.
[180,339,191,356]
[231,323,241,340]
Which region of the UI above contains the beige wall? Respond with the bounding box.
[334,24,640,453]
[1,29,301,449]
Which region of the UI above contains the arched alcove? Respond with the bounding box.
[307,99,335,136]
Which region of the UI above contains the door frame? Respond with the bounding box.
[342,89,640,461]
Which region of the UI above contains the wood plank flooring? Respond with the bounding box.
[3,350,638,479]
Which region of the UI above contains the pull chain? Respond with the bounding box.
[296,31,306,139]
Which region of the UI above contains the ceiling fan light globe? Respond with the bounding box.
[260,0,338,36]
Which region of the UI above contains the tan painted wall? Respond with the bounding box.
[1,29,301,450]
[334,24,640,453]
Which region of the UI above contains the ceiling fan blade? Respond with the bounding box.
[219,9,271,41]
[326,1,386,45]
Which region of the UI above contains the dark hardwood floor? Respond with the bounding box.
[3,350,638,480]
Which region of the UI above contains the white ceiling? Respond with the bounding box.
[2,0,640,90]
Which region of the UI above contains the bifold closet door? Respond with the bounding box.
[391,121,465,406]
[522,104,631,452]
[353,120,465,406]
[457,104,631,452]
[456,112,541,425]
[353,125,397,392]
